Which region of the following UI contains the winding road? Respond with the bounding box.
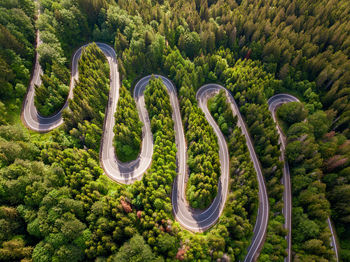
[268,94,298,262]
[268,94,339,262]
[22,35,270,260]
[195,85,269,261]
[20,3,341,262]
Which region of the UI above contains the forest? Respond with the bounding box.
[0,0,349,261]
[113,85,143,162]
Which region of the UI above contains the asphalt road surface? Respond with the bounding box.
[195,85,269,261]
[171,84,231,232]
[23,37,269,258]
[268,94,299,262]
[22,8,269,258]
[268,94,339,262]
[21,20,293,261]
[20,4,341,260]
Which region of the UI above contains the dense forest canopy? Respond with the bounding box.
[0,0,349,261]
[113,85,143,162]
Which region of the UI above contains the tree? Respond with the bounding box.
[286,140,303,164]
[178,31,201,58]
[286,122,311,139]
[114,86,143,162]
[109,234,160,262]
[303,239,328,256]
[157,233,178,257]
[307,111,331,139]
[35,71,69,116]
[277,102,307,127]
[0,238,33,261]
[0,102,7,125]
[63,43,110,151]
[77,0,108,25]
[37,43,66,71]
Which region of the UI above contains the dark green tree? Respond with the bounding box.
[114,85,143,162]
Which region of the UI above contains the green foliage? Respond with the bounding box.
[64,43,110,151]
[77,0,109,25]
[128,77,180,258]
[157,233,178,257]
[222,59,287,260]
[163,52,221,209]
[38,0,89,56]
[320,132,350,259]
[108,234,161,262]
[114,85,143,162]
[277,102,307,127]
[34,62,70,116]
[0,147,93,261]
[132,77,176,211]
[0,160,50,206]
[0,102,7,125]
[284,115,333,260]
[184,99,220,209]
[0,206,32,261]
[0,238,33,261]
[178,31,201,59]
[118,0,350,136]
[0,2,37,258]
[40,147,102,196]
[0,125,39,168]
[1,0,350,261]
[85,192,137,258]
[35,0,90,116]
[208,91,259,260]
[307,111,331,139]
[92,4,166,80]
[286,128,322,170]
[209,90,236,136]
[0,0,34,106]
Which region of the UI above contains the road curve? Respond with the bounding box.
[22,38,155,183]
[171,84,230,232]
[22,40,105,131]
[268,94,339,262]
[268,94,299,262]
[23,17,268,260]
[194,85,269,261]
